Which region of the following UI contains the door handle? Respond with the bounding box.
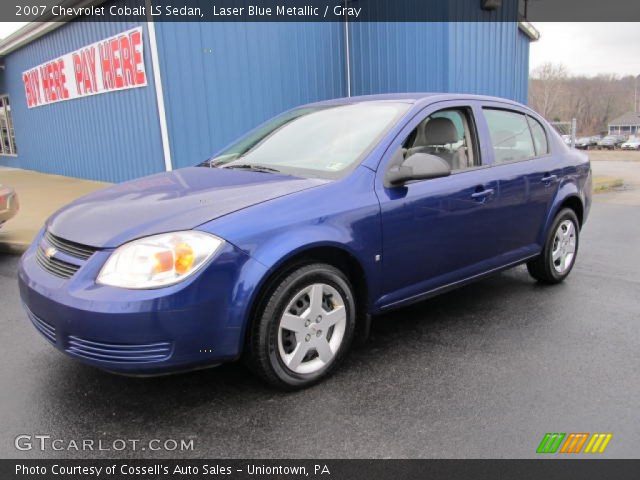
[541,173,558,185]
[471,188,495,202]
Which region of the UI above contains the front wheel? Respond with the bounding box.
[527,208,580,284]
[246,263,356,389]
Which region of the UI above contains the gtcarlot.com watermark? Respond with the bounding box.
[15,434,195,452]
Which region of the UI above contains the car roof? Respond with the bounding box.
[305,92,526,110]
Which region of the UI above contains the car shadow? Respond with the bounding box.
[30,265,546,428]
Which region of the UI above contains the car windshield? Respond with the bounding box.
[201,102,410,179]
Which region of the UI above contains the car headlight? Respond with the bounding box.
[97,231,224,289]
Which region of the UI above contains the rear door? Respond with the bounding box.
[477,104,561,256]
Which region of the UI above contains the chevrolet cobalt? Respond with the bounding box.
[19,94,592,389]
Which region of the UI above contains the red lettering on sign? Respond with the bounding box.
[75,47,97,95]
[99,42,113,90]
[119,35,134,86]
[38,59,69,102]
[25,28,145,107]
[22,70,41,107]
[85,47,97,93]
[51,60,68,100]
[110,38,123,88]
[73,53,83,93]
[39,65,51,102]
[129,30,145,85]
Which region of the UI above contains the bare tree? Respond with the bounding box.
[529,63,569,119]
[529,64,637,135]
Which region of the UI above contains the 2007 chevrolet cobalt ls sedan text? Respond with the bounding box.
[19,94,592,389]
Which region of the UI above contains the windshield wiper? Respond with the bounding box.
[222,164,282,174]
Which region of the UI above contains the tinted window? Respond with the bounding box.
[483,109,536,164]
[204,102,410,179]
[403,108,480,171]
[527,116,549,155]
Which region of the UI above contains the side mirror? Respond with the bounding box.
[385,152,451,187]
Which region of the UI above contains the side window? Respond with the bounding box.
[483,109,535,164]
[402,107,481,171]
[527,115,549,156]
[0,96,17,156]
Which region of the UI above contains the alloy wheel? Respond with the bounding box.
[551,219,577,274]
[277,283,347,375]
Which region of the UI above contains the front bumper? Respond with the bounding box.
[19,232,267,374]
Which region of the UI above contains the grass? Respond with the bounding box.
[593,176,624,193]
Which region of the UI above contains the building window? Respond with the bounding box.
[0,96,17,156]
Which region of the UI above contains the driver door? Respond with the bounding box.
[374,101,500,309]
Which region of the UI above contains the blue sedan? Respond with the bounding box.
[19,94,592,389]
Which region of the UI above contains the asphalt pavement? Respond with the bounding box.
[1,194,638,459]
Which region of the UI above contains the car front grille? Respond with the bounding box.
[35,247,81,279]
[66,336,173,364]
[26,308,56,345]
[44,231,98,260]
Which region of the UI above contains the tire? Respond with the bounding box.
[245,263,356,390]
[527,208,580,284]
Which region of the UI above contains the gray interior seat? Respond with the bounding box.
[407,117,468,170]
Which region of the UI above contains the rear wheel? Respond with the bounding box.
[246,263,356,389]
[527,208,580,284]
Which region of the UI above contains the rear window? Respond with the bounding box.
[527,116,549,156]
[483,109,536,164]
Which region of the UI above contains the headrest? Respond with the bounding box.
[423,117,459,145]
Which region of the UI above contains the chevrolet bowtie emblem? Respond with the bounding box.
[44,247,58,259]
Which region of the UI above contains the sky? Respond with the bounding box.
[0,21,638,78]
[0,22,27,40]
[530,23,640,77]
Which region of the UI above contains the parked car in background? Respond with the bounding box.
[598,135,626,150]
[575,137,596,150]
[18,93,592,389]
[621,138,640,150]
[561,135,573,146]
[0,184,19,229]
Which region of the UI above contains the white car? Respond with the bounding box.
[621,138,640,150]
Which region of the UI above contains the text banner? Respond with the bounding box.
[22,26,147,109]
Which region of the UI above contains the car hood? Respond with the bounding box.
[47,167,328,248]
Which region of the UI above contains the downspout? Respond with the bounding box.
[146,0,173,172]
[343,0,351,97]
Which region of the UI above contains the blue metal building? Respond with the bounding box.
[0,1,537,183]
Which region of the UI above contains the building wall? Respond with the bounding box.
[0,0,531,182]
[0,2,165,183]
[349,21,529,104]
[448,22,530,104]
[348,22,449,95]
[154,22,346,170]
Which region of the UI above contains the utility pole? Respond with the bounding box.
[635,75,640,113]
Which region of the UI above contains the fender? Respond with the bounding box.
[539,179,583,245]
[230,235,379,356]
[200,167,383,353]
[244,231,379,307]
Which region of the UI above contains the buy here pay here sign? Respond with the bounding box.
[22,26,147,108]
